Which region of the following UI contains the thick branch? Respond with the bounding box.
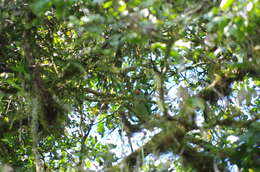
[23,29,44,172]
[109,64,259,171]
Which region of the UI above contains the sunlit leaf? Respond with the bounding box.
[103,1,113,8]
[220,0,235,11]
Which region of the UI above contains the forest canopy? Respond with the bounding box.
[0,0,259,171]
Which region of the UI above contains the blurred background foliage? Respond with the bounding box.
[0,0,259,171]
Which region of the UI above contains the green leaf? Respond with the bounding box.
[220,0,235,11]
[31,0,52,15]
[151,42,166,51]
[97,122,105,137]
[118,2,127,13]
[103,1,113,8]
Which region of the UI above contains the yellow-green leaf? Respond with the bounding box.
[151,42,166,51]
[103,1,113,8]
[220,0,234,11]
[118,2,127,12]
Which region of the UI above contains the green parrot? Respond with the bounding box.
[131,89,151,122]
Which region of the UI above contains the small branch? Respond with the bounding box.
[110,122,187,170]
[216,115,259,128]
[84,87,115,97]
[79,115,94,169]
[154,70,168,117]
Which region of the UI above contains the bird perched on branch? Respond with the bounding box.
[131,89,152,123]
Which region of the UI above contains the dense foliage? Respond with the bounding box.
[0,0,259,171]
